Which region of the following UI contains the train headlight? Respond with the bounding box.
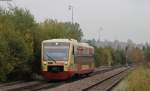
[43,61,47,65]
[64,61,68,65]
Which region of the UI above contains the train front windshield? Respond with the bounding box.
[43,42,70,61]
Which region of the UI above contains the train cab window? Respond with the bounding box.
[43,42,70,61]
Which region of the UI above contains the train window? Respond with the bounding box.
[43,42,70,61]
[72,46,75,55]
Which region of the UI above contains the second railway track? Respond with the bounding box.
[0,80,64,91]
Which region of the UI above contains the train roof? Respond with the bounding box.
[42,39,93,48]
[78,43,93,49]
[42,39,72,43]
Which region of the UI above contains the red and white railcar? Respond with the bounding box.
[41,39,95,80]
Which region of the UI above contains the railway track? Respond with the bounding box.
[82,67,130,91]
[43,67,130,91]
[0,66,123,91]
[0,81,25,87]
[0,80,64,91]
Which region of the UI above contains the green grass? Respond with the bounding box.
[113,64,150,91]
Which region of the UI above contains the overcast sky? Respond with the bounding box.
[1,0,150,43]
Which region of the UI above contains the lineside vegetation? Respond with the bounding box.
[112,45,150,91]
[113,64,150,91]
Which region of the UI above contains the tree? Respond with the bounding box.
[0,6,84,81]
[128,48,144,63]
[94,47,103,67]
[143,45,150,62]
[64,22,83,41]
[0,7,35,81]
[112,49,126,65]
[94,47,113,67]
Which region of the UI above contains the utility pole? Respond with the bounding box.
[98,27,103,42]
[125,46,129,66]
[68,5,74,24]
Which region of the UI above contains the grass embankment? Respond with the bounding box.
[113,64,150,91]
